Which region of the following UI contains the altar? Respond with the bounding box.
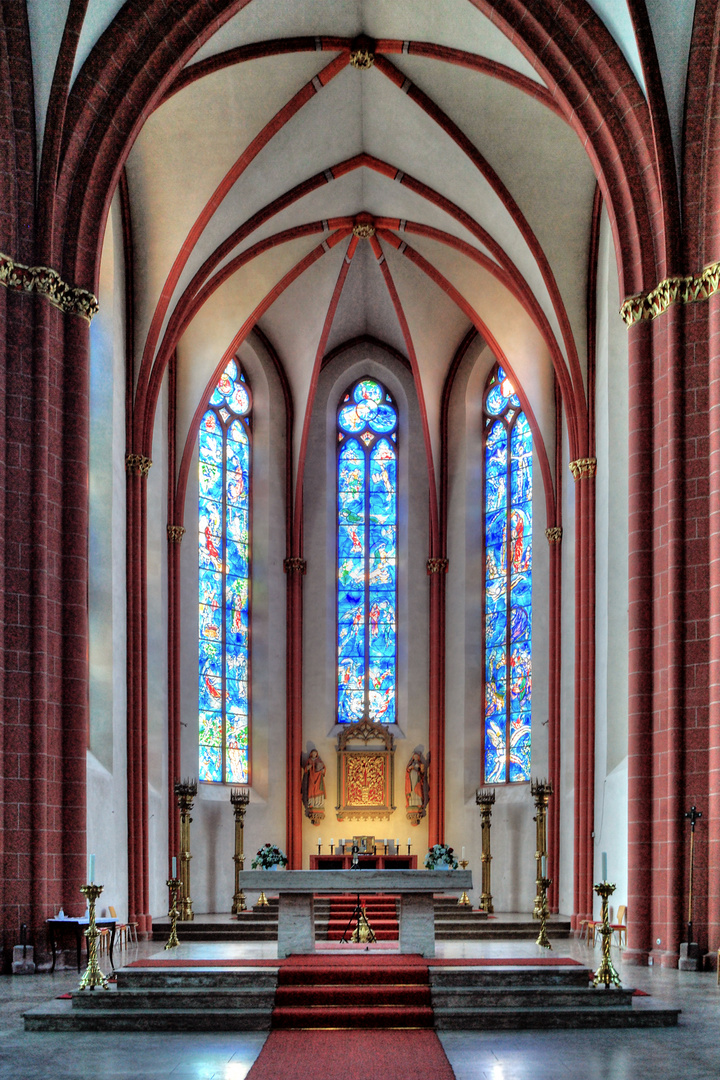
[236,868,472,957]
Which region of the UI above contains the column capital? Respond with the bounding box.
[126,453,153,477]
[283,556,307,574]
[426,557,448,575]
[569,457,596,480]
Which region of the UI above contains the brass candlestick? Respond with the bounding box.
[475,787,495,913]
[593,881,622,988]
[231,787,250,914]
[174,778,197,920]
[531,778,553,915]
[78,884,109,990]
[256,890,270,908]
[457,859,471,906]
[165,878,182,949]
[534,876,552,949]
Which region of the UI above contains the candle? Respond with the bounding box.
[461,846,466,861]
[330,838,334,846]
[601,851,607,881]
[317,837,322,846]
[339,838,344,846]
[395,838,400,849]
[407,837,411,847]
[172,856,177,878]
[541,855,547,877]
[88,853,95,884]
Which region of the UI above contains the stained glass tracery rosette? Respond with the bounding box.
[336,379,397,725]
[482,367,532,785]
[198,359,252,784]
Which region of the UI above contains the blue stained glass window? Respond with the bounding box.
[483,365,532,783]
[337,378,397,723]
[199,359,251,783]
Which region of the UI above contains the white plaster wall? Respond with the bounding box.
[445,337,551,911]
[592,207,629,918]
[179,333,287,912]
[302,344,430,862]
[87,193,129,918]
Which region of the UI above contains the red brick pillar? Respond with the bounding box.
[707,290,720,959]
[284,557,305,868]
[427,558,448,847]
[125,455,152,934]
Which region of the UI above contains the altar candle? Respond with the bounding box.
[88,853,95,884]
[339,838,344,846]
[461,846,466,861]
[407,837,411,847]
[541,855,547,877]
[395,838,400,850]
[317,837,322,846]
[601,851,607,881]
[330,838,334,846]
[172,857,177,878]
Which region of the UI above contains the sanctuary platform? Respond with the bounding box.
[23,942,681,1032]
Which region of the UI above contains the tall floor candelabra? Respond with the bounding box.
[593,880,622,987]
[475,787,496,913]
[531,778,553,917]
[231,787,250,914]
[174,778,197,921]
[78,884,109,990]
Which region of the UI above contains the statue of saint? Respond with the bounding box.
[405,751,426,811]
[302,749,326,821]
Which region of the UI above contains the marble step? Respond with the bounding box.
[433,1003,680,1029]
[431,986,637,1009]
[115,968,277,990]
[23,999,271,1033]
[430,966,592,988]
[71,987,275,1011]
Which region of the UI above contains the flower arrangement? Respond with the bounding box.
[251,843,288,869]
[424,843,458,870]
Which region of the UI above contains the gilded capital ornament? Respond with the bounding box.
[167,525,186,543]
[568,457,596,480]
[545,526,563,543]
[620,260,720,326]
[283,556,307,574]
[426,557,449,575]
[0,251,99,322]
[125,453,153,477]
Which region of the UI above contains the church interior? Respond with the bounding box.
[2,0,720,1076]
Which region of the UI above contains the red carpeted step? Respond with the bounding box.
[273,955,434,1030]
[278,964,428,987]
[275,984,431,1008]
[272,1004,434,1029]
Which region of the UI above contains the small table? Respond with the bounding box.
[237,869,472,958]
[46,918,116,973]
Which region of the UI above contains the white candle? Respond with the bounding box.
[461,846,466,861]
[317,837,322,846]
[541,855,547,877]
[407,837,411,847]
[339,838,344,846]
[395,838,400,849]
[88,853,95,884]
[172,857,177,878]
[601,851,607,881]
[330,838,334,846]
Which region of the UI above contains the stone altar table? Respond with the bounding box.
[236,869,472,957]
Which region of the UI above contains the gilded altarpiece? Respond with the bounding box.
[335,718,395,822]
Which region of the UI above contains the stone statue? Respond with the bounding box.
[405,750,428,825]
[302,748,326,824]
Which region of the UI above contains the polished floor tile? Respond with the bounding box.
[2,931,719,1079]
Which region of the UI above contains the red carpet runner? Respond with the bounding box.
[324,894,399,941]
[248,956,454,1080]
[246,1029,455,1080]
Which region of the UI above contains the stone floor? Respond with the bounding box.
[2,930,719,1079]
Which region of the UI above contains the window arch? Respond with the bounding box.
[337,377,398,724]
[483,364,532,783]
[198,358,251,783]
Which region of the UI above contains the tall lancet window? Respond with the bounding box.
[198,359,251,783]
[483,365,532,783]
[337,377,397,724]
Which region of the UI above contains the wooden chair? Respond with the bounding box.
[108,905,138,948]
[608,905,627,947]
